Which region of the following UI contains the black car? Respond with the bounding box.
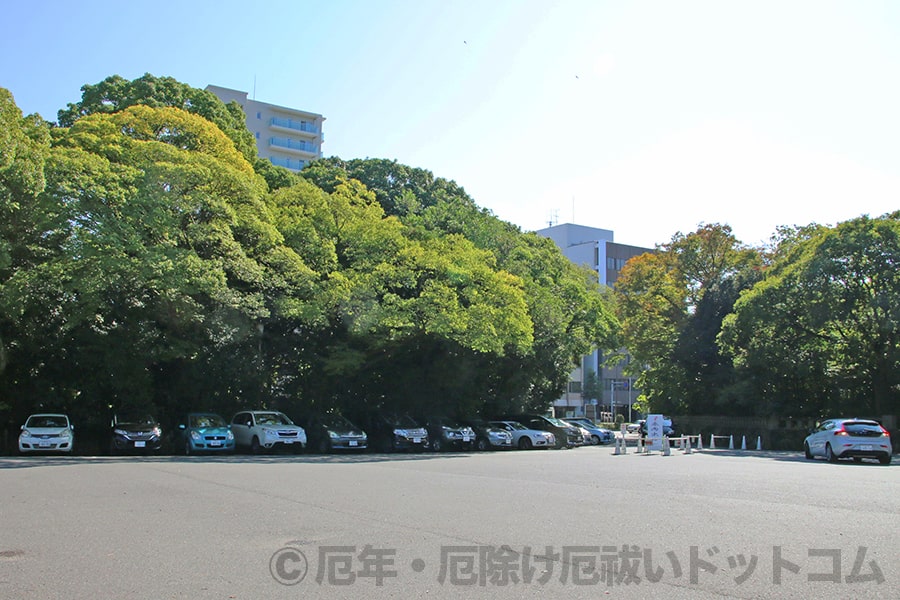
[419,416,476,452]
[110,411,163,454]
[360,412,429,453]
[498,414,581,449]
[300,412,368,454]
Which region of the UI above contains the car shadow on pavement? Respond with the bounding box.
[0,450,483,469]
[690,449,897,466]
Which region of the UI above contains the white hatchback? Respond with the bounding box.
[19,413,75,454]
[804,418,892,464]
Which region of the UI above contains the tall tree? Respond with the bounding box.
[615,224,762,414]
[721,215,900,417]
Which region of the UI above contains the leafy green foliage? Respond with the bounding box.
[2,81,620,437]
[721,214,900,417]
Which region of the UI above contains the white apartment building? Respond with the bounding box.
[536,223,652,421]
[206,85,324,172]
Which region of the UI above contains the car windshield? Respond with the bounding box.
[321,414,354,429]
[387,414,419,428]
[256,412,292,426]
[116,413,156,425]
[190,414,226,428]
[547,418,569,427]
[496,421,527,431]
[26,415,68,428]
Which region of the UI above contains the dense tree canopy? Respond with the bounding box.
[720,215,900,418]
[614,224,763,415]
[0,79,619,449]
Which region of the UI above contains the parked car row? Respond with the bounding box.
[16,410,615,456]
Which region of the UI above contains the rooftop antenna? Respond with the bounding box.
[252,75,256,100]
[572,196,575,224]
[548,209,559,228]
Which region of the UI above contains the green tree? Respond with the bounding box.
[57,73,257,164]
[721,214,900,417]
[615,224,762,415]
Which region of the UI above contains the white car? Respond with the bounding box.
[231,410,307,453]
[804,418,892,464]
[490,420,556,450]
[19,413,74,454]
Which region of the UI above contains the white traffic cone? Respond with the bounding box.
[710,434,716,449]
[685,436,692,454]
[741,435,747,450]
[613,436,621,455]
[663,436,671,456]
[697,435,703,450]
[728,435,734,449]
[756,436,762,450]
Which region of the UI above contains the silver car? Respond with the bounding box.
[804,418,892,464]
[490,420,556,450]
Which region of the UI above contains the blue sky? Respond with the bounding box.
[3,0,900,248]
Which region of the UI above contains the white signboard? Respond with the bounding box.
[646,414,665,451]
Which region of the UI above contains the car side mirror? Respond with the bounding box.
[246,421,252,427]
[20,425,25,431]
[179,424,186,430]
[70,424,75,430]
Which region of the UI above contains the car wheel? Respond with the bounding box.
[250,436,262,454]
[476,438,489,451]
[432,437,443,452]
[825,443,838,463]
[804,442,813,460]
[879,453,892,465]
[518,437,533,450]
[318,438,331,454]
[184,440,192,456]
[591,435,600,445]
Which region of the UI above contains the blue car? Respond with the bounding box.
[179,412,235,454]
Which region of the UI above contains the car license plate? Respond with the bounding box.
[284,440,293,444]
[463,435,470,442]
[209,441,222,447]
[413,437,421,443]
[349,440,358,447]
[860,445,873,451]
[134,441,146,448]
[39,441,52,447]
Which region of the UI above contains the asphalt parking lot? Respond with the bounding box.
[1,446,897,599]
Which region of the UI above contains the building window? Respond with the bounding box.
[568,381,582,393]
[256,111,261,119]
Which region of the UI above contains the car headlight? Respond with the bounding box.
[60,429,71,438]
[152,427,162,437]
[264,428,279,437]
[328,430,339,439]
[226,430,234,441]
[114,429,127,436]
[20,429,30,438]
[191,431,201,441]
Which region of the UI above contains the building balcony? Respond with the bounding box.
[269,156,306,171]
[269,117,320,139]
[268,137,319,158]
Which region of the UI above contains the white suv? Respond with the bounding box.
[804,418,892,464]
[231,411,307,453]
